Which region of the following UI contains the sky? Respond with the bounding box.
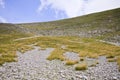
[0,0,120,23]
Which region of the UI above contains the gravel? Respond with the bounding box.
[64,52,80,61]
[0,47,120,80]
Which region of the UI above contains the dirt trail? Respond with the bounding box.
[14,36,41,41]
[14,36,120,47]
[99,40,120,46]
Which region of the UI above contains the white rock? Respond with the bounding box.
[113,77,118,80]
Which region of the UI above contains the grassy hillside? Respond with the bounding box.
[0,24,32,65]
[0,23,32,34]
[0,23,32,44]
[0,8,120,68]
[17,8,120,43]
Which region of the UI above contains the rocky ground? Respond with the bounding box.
[0,47,120,80]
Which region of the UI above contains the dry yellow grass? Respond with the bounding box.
[106,53,115,58]
[75,62,87,70]
[47,48,65,61]
[39,47,46,50]
[65,60,78,65]
[0,60,4,65]
[0,35,120,67]
[88,53,98,59]
[79,51,88,57]
[17,45,34,53]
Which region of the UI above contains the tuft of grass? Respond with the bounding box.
[65,60,78,65]
[75,62,87,71]
[47,48,65,61]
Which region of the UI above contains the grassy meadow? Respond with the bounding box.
[0,35,120,71]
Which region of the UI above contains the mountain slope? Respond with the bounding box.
[0,23,30,34]
[0,23,31,44]
[16,8,120,43]
[0,8,120,79]
[0,8,120,43]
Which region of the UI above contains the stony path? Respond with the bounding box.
[0,47,120,80]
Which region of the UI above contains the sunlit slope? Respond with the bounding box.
[17,8,120,42]
[0,23,31,43]
[0,23,32,35]
[0,8,120,68]
[0,8,120,42]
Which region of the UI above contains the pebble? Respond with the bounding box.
[113,77,118,80]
